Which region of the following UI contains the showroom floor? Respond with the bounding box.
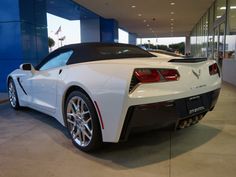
[0,83,235,177]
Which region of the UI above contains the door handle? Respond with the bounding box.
[59,69,63,75]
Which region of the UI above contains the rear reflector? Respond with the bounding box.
[94,101,104,129]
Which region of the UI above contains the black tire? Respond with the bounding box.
[8,79,21,110]
[65,90,102,152]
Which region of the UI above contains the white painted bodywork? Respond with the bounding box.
[8,57,222,142]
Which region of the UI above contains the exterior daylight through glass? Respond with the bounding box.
[190,0,236,61]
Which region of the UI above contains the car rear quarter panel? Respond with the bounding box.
[56,63,134,142]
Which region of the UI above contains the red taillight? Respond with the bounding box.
[160,69,180,81]
[130,68,180,92]
[133,68,180,83]
[134,69,161,83]
[209,63,220,76]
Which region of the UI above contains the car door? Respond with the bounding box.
[29,49,73,114]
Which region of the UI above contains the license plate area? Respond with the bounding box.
[186,96,205,115]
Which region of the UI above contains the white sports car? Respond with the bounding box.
[7,43,221,151]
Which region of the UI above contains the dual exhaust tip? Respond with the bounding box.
[177,114,204,129]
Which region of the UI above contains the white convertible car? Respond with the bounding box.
[7,43,221,151]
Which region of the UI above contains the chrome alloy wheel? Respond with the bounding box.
[8,81,17,107]
[66,96,93,147]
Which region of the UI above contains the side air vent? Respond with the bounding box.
[129,74,140,93]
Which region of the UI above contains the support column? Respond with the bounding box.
[80,16,118,43]
[185,35,191,55]
[0,0,48,91]
[129,33,137,45]
[80,18,101,42]
[100,18,118,43]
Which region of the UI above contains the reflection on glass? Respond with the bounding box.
[190,0,236,60]
[215,0,226,20]
[225,0,236,60]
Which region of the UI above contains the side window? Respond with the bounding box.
[39,50,73,71]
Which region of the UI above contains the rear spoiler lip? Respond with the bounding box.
[168,58,207,63]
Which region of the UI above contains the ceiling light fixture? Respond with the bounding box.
[171,12,174,15]
[147,24,150,27]
[220,6,236,10]
[143,19,147,23]
[131,5,136,8]
[171,18,174,21]
[138,14,142,17]
[170,2,175,5]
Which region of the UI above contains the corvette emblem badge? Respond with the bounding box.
[192,69,201,79]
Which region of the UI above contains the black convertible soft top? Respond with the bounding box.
[65,43,156,65]
[36,43,155,69]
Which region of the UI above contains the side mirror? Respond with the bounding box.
[20,63,35,73]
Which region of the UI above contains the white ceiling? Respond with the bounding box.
[74,0,215,37]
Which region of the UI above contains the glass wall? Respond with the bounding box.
[225,0,236,59]
[190,0,236,61]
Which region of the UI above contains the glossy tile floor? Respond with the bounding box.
[0,92,7,103]
[0,83,235,177]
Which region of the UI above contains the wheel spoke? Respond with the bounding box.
[73,129,81,140]
[71,101,78,113]
[82,129,91,140]
[85,117,92,124]
[84,124,92,136]
[67,118,75,125]
[82,130,86,143]
[80,101,85,113]
[81,111,90,116]
[67,113,75,118]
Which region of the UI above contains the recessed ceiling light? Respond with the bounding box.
[143,19,147,22]
[171,12,174,15]
[131,5,136,8]
[170,2,175,5]
[171,18,174,21]
[171,23,174,26]
[138,14,142,17]
[147,24,150,27]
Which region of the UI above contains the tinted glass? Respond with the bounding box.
[225,0,236,59]
[40,50,73,71]
[68,44,155,64]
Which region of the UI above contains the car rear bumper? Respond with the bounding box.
[119,89,220,141]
